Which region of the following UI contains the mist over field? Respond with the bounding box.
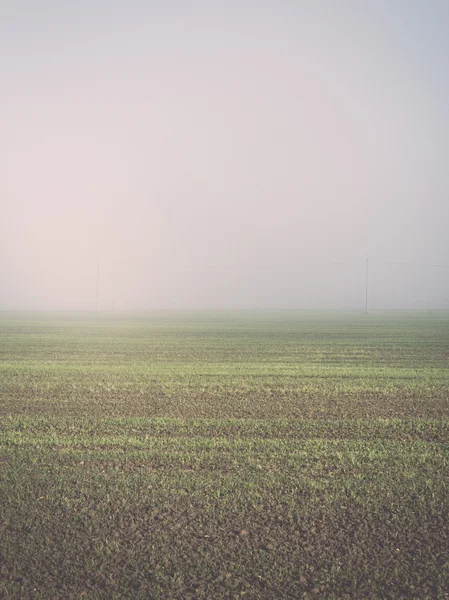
[2,5,449,591]
[2,0,449,310]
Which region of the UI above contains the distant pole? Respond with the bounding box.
[365,258,369,313]
[96,260,100,311]
[112,271,116,310]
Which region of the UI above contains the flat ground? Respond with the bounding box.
[1,311,448,599]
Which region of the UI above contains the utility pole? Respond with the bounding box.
[365,258,369,314]
[96,260,100,311]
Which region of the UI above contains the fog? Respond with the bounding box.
[2,0,449,310]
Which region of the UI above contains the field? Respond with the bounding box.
[1,311,449,599]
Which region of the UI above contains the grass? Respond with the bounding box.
[1,311,449,598]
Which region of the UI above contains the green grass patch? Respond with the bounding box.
[1,311,449,598]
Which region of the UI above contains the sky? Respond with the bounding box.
[1,0,449,310]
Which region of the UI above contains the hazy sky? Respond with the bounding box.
[2,0,449,309]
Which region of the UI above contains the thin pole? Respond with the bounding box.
[365,258,369,313]
[112,271,115,310]
[96,260,99,311]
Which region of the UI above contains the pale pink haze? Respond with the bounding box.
[2,1,449,309]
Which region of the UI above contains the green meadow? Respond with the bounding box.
[1,311,449,599]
